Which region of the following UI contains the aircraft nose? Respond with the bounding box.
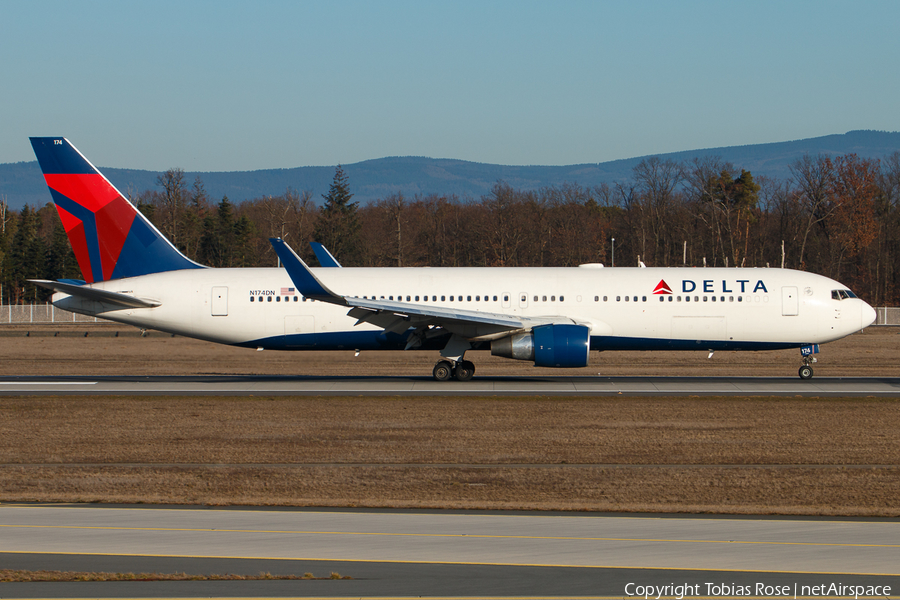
[861,302,877,329]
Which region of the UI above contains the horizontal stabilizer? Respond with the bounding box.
[29,279,161,309]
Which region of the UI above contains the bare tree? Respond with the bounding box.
[632,157,683,265]
[790,154,835,270]
[155,168,187,249]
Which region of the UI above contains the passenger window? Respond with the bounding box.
[642,296,646,302]
[467,295,472,301]
[667,296,673,302]
[560,296,564,302]
[685,296,690,302]
[594,296,599,302]
[625,296,629,302]
[616,296,621,302]
[267,297,272,302]
[551,296,555,302]
[603,296,608,301]
[476,296,480,301]
[250,296,254,302]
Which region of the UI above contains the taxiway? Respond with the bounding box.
[1,504,899,598]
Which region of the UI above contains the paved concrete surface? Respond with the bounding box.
[3,505,898,598]
[4,505,899,574]
[1,374,900,395]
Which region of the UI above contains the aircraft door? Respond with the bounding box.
[284,316,316,348]
[211,286,228,316]
[782,286,799,316]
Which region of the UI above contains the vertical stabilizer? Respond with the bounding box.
[30,137,202,283]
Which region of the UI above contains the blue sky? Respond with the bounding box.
[2,0,899,171]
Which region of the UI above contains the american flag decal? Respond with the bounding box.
[281,287,295,295]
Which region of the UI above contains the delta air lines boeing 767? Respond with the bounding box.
[28,137,876,380]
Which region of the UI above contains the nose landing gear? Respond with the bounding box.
[798,344,819,380]
[798,361,815,380]
[433,359,476,382]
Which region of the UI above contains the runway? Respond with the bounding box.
[2,504,899,598]
[1,374,900,395]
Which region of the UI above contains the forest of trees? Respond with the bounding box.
[2,151,900,306]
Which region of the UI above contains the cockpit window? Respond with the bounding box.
[831,289,858,300]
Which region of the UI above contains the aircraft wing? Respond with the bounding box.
[310,242,342,267]
[345,297,525,335]
[270,238,576,339]
[29,279,162,309]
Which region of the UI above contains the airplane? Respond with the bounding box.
[28,137,876,381]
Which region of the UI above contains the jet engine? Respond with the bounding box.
[491,324,590,368]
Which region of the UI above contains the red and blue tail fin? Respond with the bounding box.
[30,137,202,283]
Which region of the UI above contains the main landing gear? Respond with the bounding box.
[433,359,476,382]
[432,333,475,381]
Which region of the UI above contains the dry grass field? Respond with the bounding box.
[0,323,898,515]
[0,321,895,378]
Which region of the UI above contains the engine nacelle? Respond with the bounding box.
[491,324,590,368]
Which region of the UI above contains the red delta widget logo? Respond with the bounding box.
[653,278,768,295]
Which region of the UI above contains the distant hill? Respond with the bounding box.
[3,130,899,211]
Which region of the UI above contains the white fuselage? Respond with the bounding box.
[52,265,875,355]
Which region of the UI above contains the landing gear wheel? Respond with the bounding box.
[433,360,453,381]
[454,360,475,381]
[798,365,814,380]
